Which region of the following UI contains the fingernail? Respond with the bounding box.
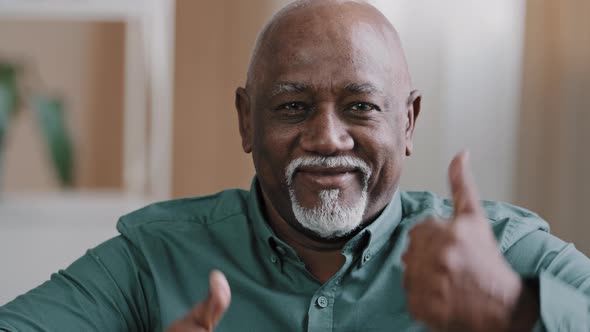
[463,150,470,163]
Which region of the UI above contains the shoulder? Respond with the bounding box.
[116,188,250,234]
[400,191,550,252]
[400,191,454,219]
[111,188,257,279]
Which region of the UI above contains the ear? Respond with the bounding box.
[235,87,253,153]
[405,90,422,156]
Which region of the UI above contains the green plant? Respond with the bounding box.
[0,62,74,189]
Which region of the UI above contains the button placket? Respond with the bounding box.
[307,279,339,330]
[362,250,372,264]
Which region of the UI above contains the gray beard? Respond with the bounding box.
[285,156,372,239]
[289,187,368,239]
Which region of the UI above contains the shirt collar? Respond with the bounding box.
[247,177,403,261]
[247,177,293,259]
[344,189,402,263]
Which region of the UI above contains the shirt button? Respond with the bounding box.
[363,251,372,263]
[270,254,277,263]
[316,296,328,308]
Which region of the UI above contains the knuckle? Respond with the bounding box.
[446,226,461,243]
[439,247,459,270]
[420,217,440,228]
[410,225,423,234]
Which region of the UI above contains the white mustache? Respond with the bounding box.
[285,156,372,187]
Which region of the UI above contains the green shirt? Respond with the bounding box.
[1,179,589,331]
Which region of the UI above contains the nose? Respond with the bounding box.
[300,106,354,155]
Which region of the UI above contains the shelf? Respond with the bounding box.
[0,0,176,199]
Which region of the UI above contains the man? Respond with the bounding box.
[1,0,589,331]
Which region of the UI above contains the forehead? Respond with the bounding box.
[257,12,402,93]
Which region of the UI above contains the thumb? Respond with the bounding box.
[448,151,482,218]
[186,270,231,330]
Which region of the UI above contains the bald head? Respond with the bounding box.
[246,0,412,96]
[235,0,422,242]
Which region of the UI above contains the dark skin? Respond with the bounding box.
[237,0,419,281]
[166,1,539,331]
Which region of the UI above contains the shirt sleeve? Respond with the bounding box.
[0,236,159,332]
[505,229,590,331]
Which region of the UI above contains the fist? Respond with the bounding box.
[402,152,523,332]
[166,270,231,332]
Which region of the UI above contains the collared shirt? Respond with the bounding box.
[1,178,589,331]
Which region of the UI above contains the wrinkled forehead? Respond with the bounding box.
[278,22,391,68]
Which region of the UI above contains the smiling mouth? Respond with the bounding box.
[294,167,359,188]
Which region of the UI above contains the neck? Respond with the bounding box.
[271,217,345,252]
[260,189,347,283]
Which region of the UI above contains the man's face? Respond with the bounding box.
[238,10,419,240]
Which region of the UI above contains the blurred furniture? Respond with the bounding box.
[0,0,174,305]
[0,0,176,199]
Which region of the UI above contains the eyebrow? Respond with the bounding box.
[269,81,384,98]
[270,82,310,98]
[343,82,383,95]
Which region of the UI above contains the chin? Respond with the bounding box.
[289,188,368,240]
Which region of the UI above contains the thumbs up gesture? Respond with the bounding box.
[402,152,537,331]
[166,270,231,332]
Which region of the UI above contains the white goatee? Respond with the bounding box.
[285,156,371,239]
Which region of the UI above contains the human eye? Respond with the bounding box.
[275,101,311,121]
[276,102,308,112]
[272,101,310,122]
[347,102,381,113]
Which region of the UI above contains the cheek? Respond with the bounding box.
[252,123,299,183]
[356,119,406,160]
[356,120,406,188]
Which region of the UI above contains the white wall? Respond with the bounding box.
[372,0,527,202]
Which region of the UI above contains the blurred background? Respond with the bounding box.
[0,0,588,304]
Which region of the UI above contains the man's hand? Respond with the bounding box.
[402,152,537,332]
[166,270,231,332]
